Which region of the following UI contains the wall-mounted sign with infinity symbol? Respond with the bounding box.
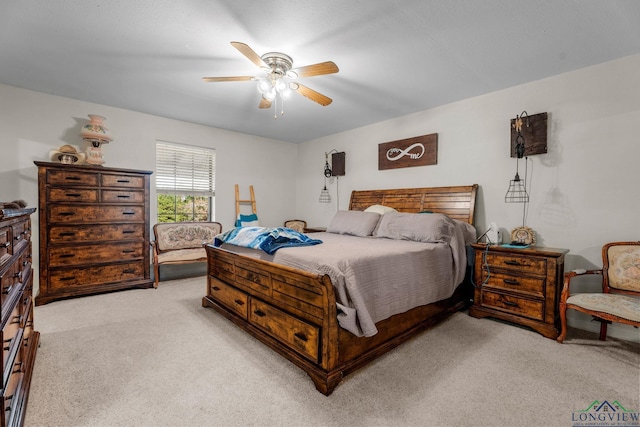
[378,133,437,170]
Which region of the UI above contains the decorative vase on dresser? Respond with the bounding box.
[469,243,569,339]
[0,207,39,427]
[34,161,154,305]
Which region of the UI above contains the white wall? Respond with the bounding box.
[296,54,640,342]
[0,83,298,291]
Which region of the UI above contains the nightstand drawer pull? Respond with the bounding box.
[503,301,519,307]
[504,260,522,266]
[503,279,520,285]
[294,332,308,342]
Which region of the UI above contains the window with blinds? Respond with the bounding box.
[156,141,216,223]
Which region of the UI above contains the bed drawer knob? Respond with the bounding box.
[234,299,245,306]
[503,279,520,285]
[294,332,308,342]
[503,300,519,308]
[253,309,266,317]
[212,286,221,291]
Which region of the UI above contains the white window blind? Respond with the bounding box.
[156,141,215,197]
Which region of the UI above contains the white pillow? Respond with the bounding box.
[374,212,454,243]
[326,210,381,237]
[364,204,397,215]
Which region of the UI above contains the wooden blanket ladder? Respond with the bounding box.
[235,184,257,219]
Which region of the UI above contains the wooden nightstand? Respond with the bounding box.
[469,243,569,339]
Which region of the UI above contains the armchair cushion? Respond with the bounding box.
[567,294,640,322]
[607,245,640,292]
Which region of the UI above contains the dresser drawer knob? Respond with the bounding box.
[2,285,12,295]
[117,179,131,183]
[14,235,22,241]
[122,249,135,254]
[59,232,76,237]
[122,230,135,234]
[294,332,308,342]
[65,193,82,197]
[234,299,245,306]
[60,276,76,281]
[59,212,75,216]
[503,279,520,285]
[122,211,135,215]
[117,195,131,199]
[14,271,22,280]
[2,242,9,248]
[253,309,266,317]
[59,253,76,258]
[123,269,135,274]
[65,176,82,181]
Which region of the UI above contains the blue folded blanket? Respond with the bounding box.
[214,227,322,255]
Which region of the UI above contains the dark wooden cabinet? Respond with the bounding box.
[34,162,154,305]
[469,243,569,339]
[0,208,39,427]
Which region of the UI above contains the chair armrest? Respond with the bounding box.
[559,269,603,303]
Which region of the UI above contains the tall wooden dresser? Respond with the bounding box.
[34,162,154,305]
[0,208,39,427]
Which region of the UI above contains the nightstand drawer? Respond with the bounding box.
[483,272,545,298]
[485,252,546,274]
[481,290,544,321]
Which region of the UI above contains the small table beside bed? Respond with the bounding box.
[202,185,478,395]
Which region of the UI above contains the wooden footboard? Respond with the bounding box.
[202,245,469,395]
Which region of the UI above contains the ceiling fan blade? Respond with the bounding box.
[202,76,254,82]
[291,61,339,78]
[231,41,268,68]
[292,83,332,106]
[259,97,272,109]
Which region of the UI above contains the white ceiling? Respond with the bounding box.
[2,1,640,143]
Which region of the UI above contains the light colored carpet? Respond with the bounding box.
[26,277,639,427]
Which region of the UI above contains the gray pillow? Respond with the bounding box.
[374,211,454,243]
[326,210,381,237]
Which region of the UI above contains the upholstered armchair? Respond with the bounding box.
[557,241,640,343]
[283,219,307,233]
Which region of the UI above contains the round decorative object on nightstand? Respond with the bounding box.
[510,226,536,245]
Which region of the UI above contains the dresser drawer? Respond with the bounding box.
[481,290,544,321]
[2,304,22,379]
[48,187,98,203]
[49,242,145,267]
[208,277,248,319]
[49,224,144,243]
[47,169,98,186]
[101,174,145,189]
[3,348,24,427]
[0,226,11,265]
[485,252,547,275]
[249,299,319,363]
[49,262,145,291]
[0,262,21,307]
[483,271,545,298]
[49,205,145,223]
[102,189,145,204]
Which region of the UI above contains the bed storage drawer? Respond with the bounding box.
[208,278,248,319]
[249,299,319,363]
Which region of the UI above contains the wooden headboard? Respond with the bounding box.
[349,184,478,225]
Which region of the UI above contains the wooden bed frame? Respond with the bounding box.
[202,185,478,395]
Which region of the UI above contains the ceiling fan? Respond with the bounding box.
[203,42,339,115]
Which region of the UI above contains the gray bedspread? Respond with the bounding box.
[221,221,473,337]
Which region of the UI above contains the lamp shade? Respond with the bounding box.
[319,186,331,203]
